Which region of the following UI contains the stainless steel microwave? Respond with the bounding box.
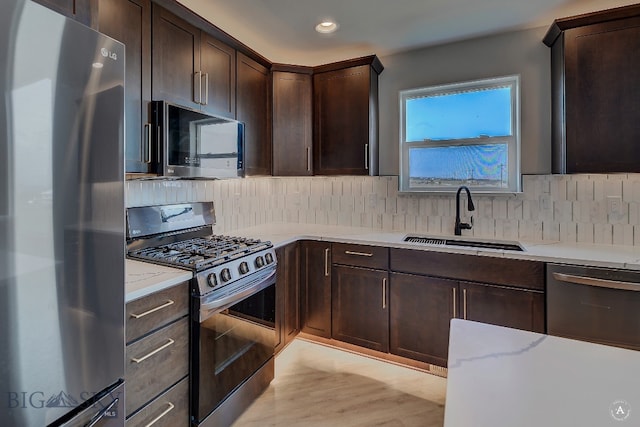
[151,101,244,178]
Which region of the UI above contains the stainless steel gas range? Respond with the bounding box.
[126,202,277,427]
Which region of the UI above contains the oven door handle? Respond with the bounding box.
[199,269,277,322]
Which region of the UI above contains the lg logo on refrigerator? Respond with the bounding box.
[101,48,117,61]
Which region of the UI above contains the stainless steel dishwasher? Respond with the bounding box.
[547,263,640,351]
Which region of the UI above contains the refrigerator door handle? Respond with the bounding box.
[84,397,119,427]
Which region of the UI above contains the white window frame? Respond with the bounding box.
[399,75,521,193]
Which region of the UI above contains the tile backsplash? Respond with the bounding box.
[126,174,640,246]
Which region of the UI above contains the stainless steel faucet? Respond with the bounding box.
[455,186,475,235]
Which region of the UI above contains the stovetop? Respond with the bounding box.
[127,235,272,272]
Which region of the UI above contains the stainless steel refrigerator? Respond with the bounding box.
[0,0,126,425]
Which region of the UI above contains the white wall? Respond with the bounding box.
[377,26,551,176]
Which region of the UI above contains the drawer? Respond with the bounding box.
[332,243,389,269]
[390,248,544,291]
[126,377,189,427]
[126,282,189,343]
[125,317,189,416]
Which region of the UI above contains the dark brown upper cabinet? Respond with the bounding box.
[33,0,97,28]
[272,67,313,176]
[544,4,640,174]
[237,52,271,175]
[98,0,153,173]
[313,56,383,176]
[152,5,236,119]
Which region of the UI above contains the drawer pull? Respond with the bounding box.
[144,402,175,427]
[344,250,373,257]
[130,300,175,319]
[552,273,640,292]
[131,339,175,364]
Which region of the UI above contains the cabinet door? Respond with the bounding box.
[563,17,640,173]
[151,5,201,109]
[237,52,271,175]
[332,265,389,352]
[33,0,96,28]
[300,241,331,338]
[98,0,152,173]
[272,71,312,176]
[459,282,545,333]
[390,273,457,367]
[275,243,299,354]
[314,65,372,175]
[200,33,236,119]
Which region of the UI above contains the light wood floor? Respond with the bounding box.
[232,339,447,427]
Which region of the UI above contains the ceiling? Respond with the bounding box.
[178,0,639,66]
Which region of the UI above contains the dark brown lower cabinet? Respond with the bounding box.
[390,272,456,367]
[300,241,332,338]
[460,281,545,333]
[275,243,300,354]
[332,265,389,352]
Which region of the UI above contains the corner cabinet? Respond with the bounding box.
[300,240,332,338]
[237,52,271,175]
[33,0,97,27]
[272,67,313,176]
[544,4,640,173]
[313,56,383,175]
[98,0,153,173]
[275,243,300,354]
[151,5,236,119]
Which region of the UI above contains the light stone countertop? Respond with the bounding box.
[228,222,640,270]
[444,319,638,426]
[125,222,640,301]
[125,259,192,303]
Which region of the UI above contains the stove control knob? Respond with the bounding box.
[207,273,218,288]
[238,261,249,275]
[220,268,232,282]
[255,256,265,268]
[265,253,274,264]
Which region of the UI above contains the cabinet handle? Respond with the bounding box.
[364,143,369,170]
[131,338,175,364]
[130,300,175,319]
[84,397,119,427]
[344,250,373,257]
[144,402,175,427]
[452,288,457,318]
[143,123,152,163]
[203,73,209,105]
[552,272,640,292]
[463,288,467,320]
[306,147,311,172]
[382,277,387,309]
[194,71,202,104]
[324,248,330,277]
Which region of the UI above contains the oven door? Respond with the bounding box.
[192,275,276,424]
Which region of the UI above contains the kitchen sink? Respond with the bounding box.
[403,235,524,251]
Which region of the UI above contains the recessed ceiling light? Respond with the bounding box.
[315,20,338,34]
[92,62,104,69]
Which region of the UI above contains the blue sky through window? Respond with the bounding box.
[406,87,512,141]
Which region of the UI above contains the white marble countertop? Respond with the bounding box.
[444,319,639,426]
[125,222,640,301]
[125,259,192,303]
[228,222,640,270]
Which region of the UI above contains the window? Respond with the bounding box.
[399,75,520,193]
